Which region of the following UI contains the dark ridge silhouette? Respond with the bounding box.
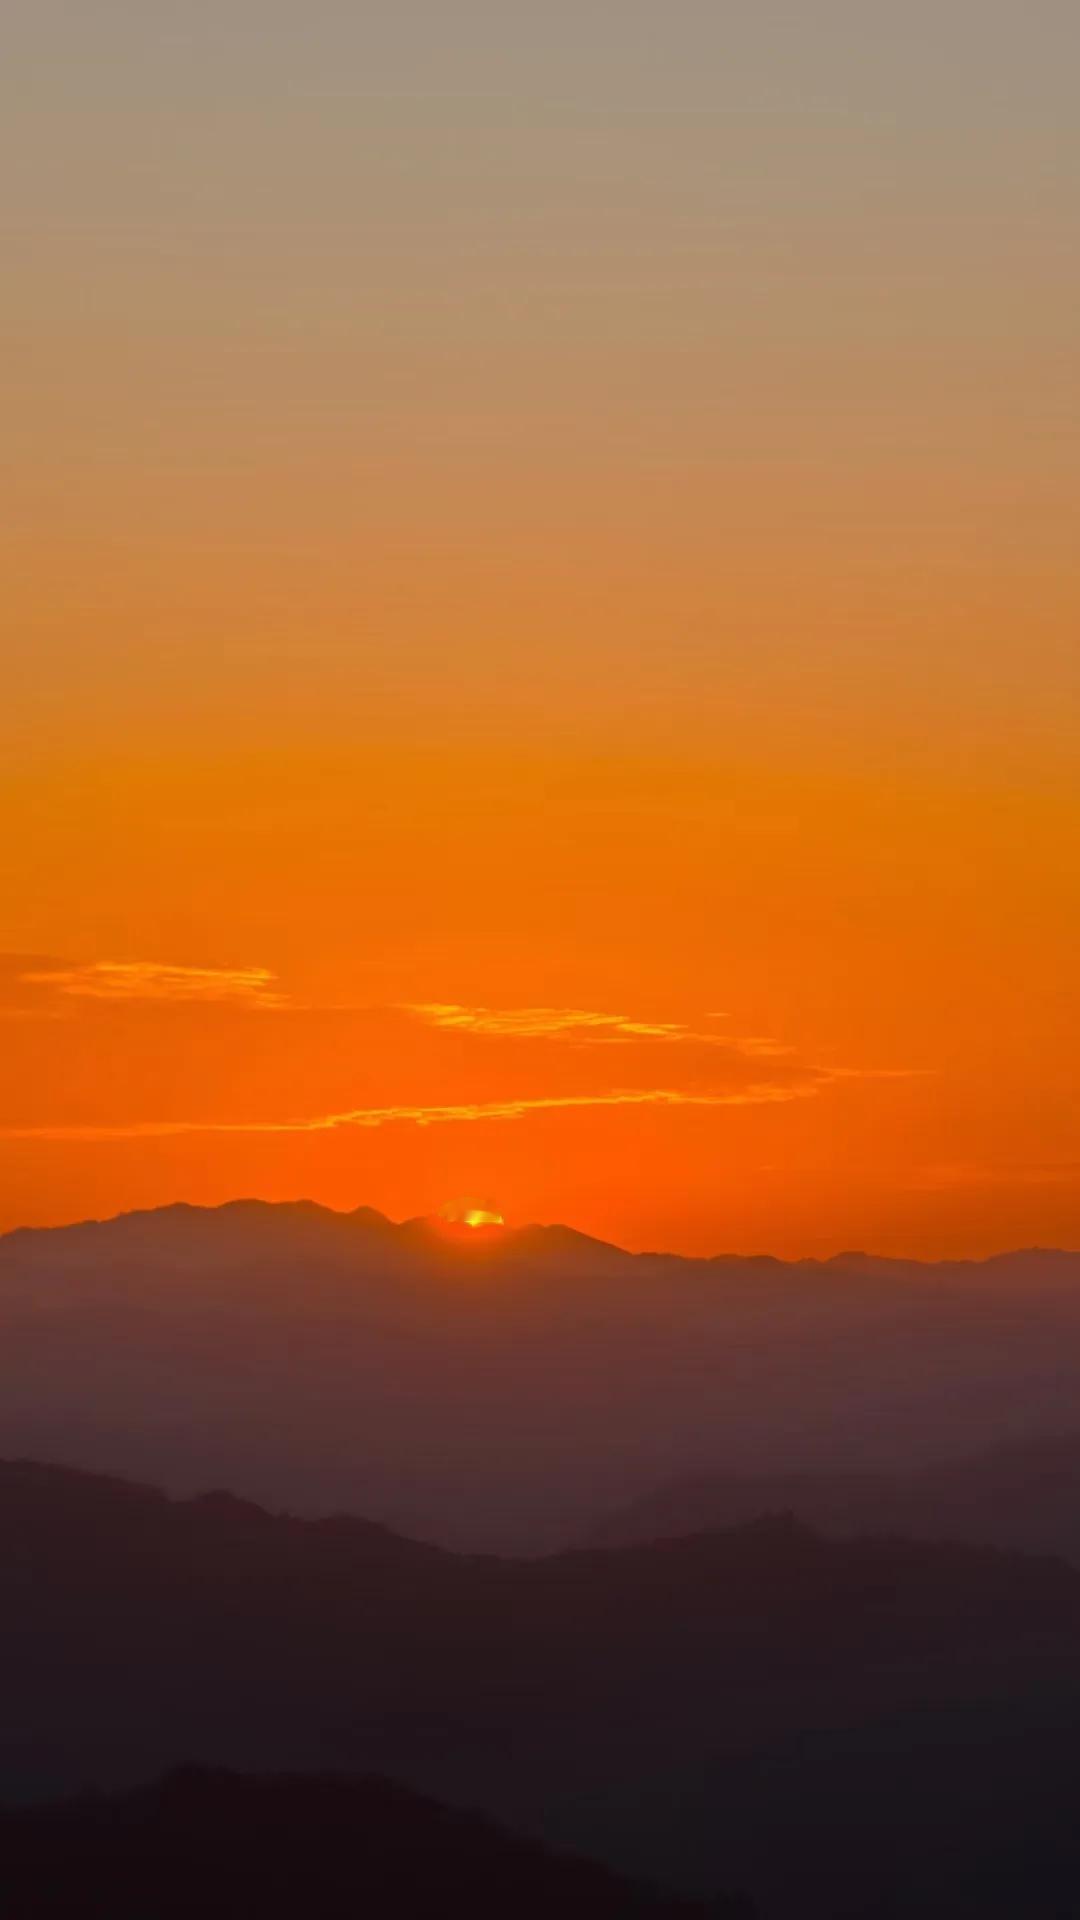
[7,1460,1080,1913]
[3,1200,1080,1553]
[0,1767,738,1918]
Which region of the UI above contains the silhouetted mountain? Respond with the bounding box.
[3,1200,1080,1552]
[7,1460,1080,1914]
[0,1767,734,1918]
[588,1430,1080,1563]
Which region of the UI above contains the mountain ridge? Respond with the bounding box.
[588,1428,1080,1565]
[3,1195,1077,1268]
[4,1199,1080,1554]
[0,1765,740,1918]
[6,1455,1080,1916]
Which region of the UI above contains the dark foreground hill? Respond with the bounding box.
[8,1461,1080,1915]
[4,1199,1080,1552]
[0,1768,732,1919]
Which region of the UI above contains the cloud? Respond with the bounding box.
[404,1003,762,1046]
[0,1080,828,1143]
[0,972,911,1144]
[404,1003,687,1040]
[908,1159,1080,1192]
[18,961,287,1009]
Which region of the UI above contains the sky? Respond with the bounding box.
[2,2,1078,1255]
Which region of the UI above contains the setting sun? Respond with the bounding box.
[439,1200,506,1232]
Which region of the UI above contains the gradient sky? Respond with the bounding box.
[3,3,1078,1254]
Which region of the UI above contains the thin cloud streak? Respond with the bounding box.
[404,1003,775,1047]
[908,1159,1080,1192]
[21,962,287,1009]
[404,1003,689,1041]
[0,1081,826,1143]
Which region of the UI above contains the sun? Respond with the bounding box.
[439,1199,506,1232]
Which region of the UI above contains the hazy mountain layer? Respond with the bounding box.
[588,1430,1080,1563]
[2,1200,1080,1551]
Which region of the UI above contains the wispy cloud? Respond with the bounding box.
[20,962,287,1009]
[0,1080,827,1143]
[404,1003,687,1041]
[908,1159,1080,1192]
[405,1003,750,1045]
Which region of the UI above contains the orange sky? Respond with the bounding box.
[3,3,1078,1254]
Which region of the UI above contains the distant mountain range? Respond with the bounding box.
[7,1458,1080,1915]
[587,1429,1080,1563]
[3,1199,1080,1552]
[0,1767,733,1918]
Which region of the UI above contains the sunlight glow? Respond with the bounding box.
[439,1199,506,1232]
